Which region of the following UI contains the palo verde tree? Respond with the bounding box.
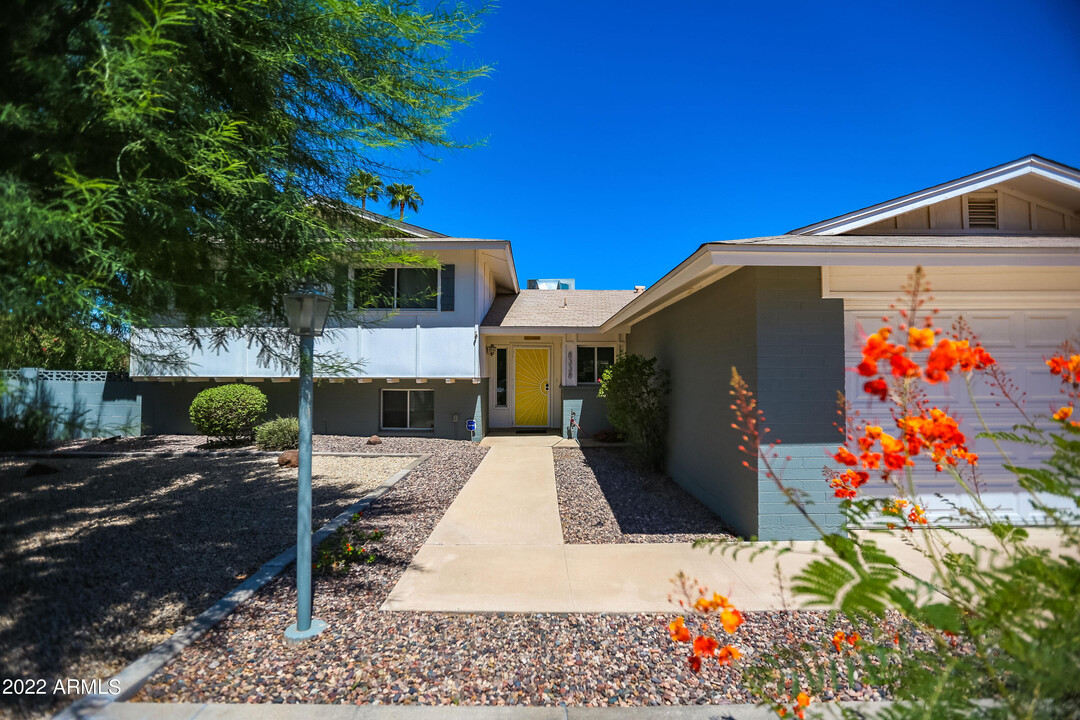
[0,0,488,372]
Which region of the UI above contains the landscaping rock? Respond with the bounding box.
[554,446,736,543]
[367,435,382,445]
[277,449,299,467]
[132,438,933,709]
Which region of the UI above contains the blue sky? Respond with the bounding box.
[372,0,1080,290]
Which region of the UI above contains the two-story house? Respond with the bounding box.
[131,209,637,442]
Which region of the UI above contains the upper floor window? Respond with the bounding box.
[347,265,455,311]
[577,346,615,384]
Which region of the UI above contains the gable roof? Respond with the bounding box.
[310,195,449,238]
[481,290,638,332]
[789,155,1080,235]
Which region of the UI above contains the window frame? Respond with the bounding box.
[577,345,616,384]
[494,347,508,407]
[348,266,446,312]
[380,389,436,431]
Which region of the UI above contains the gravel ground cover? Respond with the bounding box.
[0,447,414,719]
[132,439,940,709]
[554,447,737,544]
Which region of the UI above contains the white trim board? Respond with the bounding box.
[790,156,1080,236]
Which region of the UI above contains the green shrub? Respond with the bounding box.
[0,406,53,451]
[255,416,299,451]
[598,353,670,470]
[188,384,267,443]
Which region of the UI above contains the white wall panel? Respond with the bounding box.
[361,326,417,377]
[417,326,478,377]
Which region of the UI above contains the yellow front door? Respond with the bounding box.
[513,347,549,426]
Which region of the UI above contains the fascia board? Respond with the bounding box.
[598,247,716,332]
[707,245,1080,267]
[479,326,607,335]
[601,240,1080,333]
[793,157,1080,236]
[396,239,511,250]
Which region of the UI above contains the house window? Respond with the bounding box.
[381,389,435,430]
[350,265,454,311]
[577,346,615,384]
[495,348,507,407]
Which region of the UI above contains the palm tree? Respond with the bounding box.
[386,183,423,221]
[345,170,383,211]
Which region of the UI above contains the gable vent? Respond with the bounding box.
[967,197,998,228]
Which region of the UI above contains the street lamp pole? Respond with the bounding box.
[283,285,331,644]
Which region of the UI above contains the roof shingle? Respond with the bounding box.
[482,290,638,329]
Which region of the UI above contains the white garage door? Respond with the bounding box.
[844,306,1080,524]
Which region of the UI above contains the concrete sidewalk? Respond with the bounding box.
[383,436,1071,613]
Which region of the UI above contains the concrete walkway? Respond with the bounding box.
[383,436,1071,614]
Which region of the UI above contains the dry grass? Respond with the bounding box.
[0,453,411,719]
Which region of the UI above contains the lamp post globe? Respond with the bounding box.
[283,285,331,643]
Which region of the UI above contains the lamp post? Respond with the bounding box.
[283,284,332,643]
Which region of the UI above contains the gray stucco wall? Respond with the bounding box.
[753,267,846,540]
[560,385,611,439]
[627,268,761,537]
[625,267,845,540]
[1,369,142,439]
[141,379,487,441]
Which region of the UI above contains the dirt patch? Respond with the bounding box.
[0,452,414,719]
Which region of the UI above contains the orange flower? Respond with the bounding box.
[720,607,744,634]
[831,630,845,652]
[693,634,719,657]
[848,632,861,646]
[908,326,935,351]
[777,708,787,717]
[830,469,869,499]
[687,654,702,673]
[908,504,928,525]
[797,691,811,707]
[1047,354,1080,384]
[889,350,922,379]
[883,497,909,517]
[669,617,691,643]
[716,645,741,665]
[833,447,858,466]
[857,359,878,377]
[863,377,889,401]
[1054,406,1074,421]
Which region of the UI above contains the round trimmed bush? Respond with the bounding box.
[255,415,300,451]
[189,384,268,443]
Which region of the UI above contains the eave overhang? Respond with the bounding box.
[600,240,1080,333]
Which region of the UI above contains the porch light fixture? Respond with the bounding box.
[284,285,332,337]
[487,343,496,357]
[282,284,331,644]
